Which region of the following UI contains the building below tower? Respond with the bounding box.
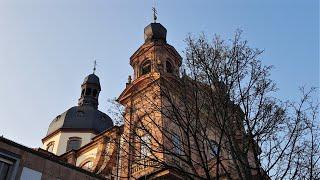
[0,20,269,180]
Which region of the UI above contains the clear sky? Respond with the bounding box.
[0,0,318,148]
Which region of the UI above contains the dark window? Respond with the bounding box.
[92,89,98,97]
[0,156,15,180]
[0,160,11,180]
[166,60,173,73]
[66,137,82,151]
[141,60,151,75]
[81,89,85,96]
[46,141,55,153]
[85,88,91,95]
[172,133,182,155]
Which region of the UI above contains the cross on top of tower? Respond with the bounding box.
[93,60,97,74]
[152,0,157,23]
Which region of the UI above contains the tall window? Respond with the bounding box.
[166,60,173,73]
[66,137,82,151]
[141,134,151,158]
[141,60,151,75]
[172,133,182,155]
[92,89,98,97]
[85,88,91,95]
[46,141,55,153]
[0,154,19,180]
[0,158,12,180]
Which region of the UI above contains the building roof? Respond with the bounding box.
[0,136,105,179]
[44,72,113,138]
[46,105,113,136]
[144,23,167,43]
[82,73,100,86]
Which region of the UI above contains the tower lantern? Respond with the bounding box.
[129,20,182,81]
[78,73,101,109]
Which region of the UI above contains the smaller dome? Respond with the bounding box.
[144,23,167,43]
[83,74,100,85]
[46,106,113,136]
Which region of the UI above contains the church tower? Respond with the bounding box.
[42,73,113,156]
[117,19,182,179]
[130,22,181,80]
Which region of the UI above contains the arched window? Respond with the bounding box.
[85,88,91,95]
[81,161,94,171]
[141,60,151,75]
[166,60,173,73]
[66,137,82,151]
[46,141,55,153]
[92,89,97,97]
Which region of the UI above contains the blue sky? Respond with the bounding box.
[0,0,318,147]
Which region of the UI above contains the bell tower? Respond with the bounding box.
[118,20,182,179]
[129,22,182,81]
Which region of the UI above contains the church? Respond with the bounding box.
[0,16,266,179]
[40,19,186,179]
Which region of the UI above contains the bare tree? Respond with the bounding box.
[109,31,319,180]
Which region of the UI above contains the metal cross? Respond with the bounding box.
[93,60,97,74]
[152,0,157,23]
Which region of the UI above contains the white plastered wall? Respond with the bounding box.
[42,131,96,156]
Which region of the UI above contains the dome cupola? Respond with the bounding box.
[144,23,167,43]
[83,73,100,86]
[78,73,101,109]
[42,70,114,155]
[44,72,114,138]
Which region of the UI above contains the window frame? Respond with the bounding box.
[46,141,55,153]
[140,60,151,76]
[85,88,92,96]
[166,60,174,73]
[66,137,82,152]
[0,151,20,180]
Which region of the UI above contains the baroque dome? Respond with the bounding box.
[44,72,113,137]
[46,105,113,136]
